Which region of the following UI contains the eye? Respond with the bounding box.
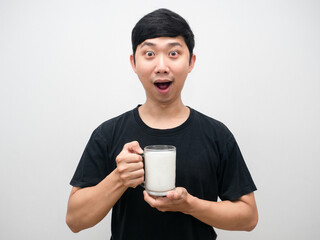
[169,51,179,57]
[145,51,155,57]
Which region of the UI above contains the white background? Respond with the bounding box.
[1,0,319,239]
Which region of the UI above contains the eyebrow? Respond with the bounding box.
[140,41,183,48]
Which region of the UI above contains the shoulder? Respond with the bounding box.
[92,108,136,142]
[191,108,233,139]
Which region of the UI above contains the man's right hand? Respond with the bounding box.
[116,141,144,188]
[66,141,144,233]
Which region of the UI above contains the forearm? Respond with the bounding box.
[186,193,258,231]
[66,169,127,233]
[66,141,144,233]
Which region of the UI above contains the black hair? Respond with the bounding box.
[131,8,195,62]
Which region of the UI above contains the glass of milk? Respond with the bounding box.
[144,145,176,196]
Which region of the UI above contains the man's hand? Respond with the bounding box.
[116,141,144,188]
[66,141,144,233]
[143,187,258,231]
[143,187,192,214]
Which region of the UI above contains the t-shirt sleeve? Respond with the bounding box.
[218,134,257,201]
[70,127,110,188]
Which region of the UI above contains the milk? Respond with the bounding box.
[144,149,176,196]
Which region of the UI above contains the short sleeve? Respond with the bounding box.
[70,127,110,188]
[218,135,257,201]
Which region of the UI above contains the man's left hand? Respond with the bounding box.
[143,187,193,214]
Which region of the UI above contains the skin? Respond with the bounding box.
[130,36,196,129]
[66,141,144,233]
[66,36,258,233]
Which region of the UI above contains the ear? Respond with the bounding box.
[188,54,196,73]
[130,54,137,73]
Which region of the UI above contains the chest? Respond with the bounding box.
[109,120,222,200]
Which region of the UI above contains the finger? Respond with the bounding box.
[125,176,144,188]
[166,190,179,200]
[167,187,185,200]
[143,191,156,206]
[129,161,144,172]
[144,192,170,210]
[143,191,165,205]
[117,162,144,176]
[132,168,145,180]
[125,153,143,163]
[117,152,143,165]
[124,141,143,154]
[119,169,144,187]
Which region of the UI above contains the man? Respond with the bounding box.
[66,8,258,240]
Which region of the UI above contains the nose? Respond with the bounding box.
[154,55,169,74]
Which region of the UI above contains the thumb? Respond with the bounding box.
[167,187,186,200]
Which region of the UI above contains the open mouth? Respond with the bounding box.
[154,81,172,91]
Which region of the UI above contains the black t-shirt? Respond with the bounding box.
[70,106,257,240]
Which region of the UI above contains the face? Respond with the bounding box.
[130,36,196,105]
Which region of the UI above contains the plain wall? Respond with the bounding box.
[1,0,319,239]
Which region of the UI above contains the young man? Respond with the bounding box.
[66,8,258,240]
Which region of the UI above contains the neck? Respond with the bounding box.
[142,99,187,116]
[138,99,190,129]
